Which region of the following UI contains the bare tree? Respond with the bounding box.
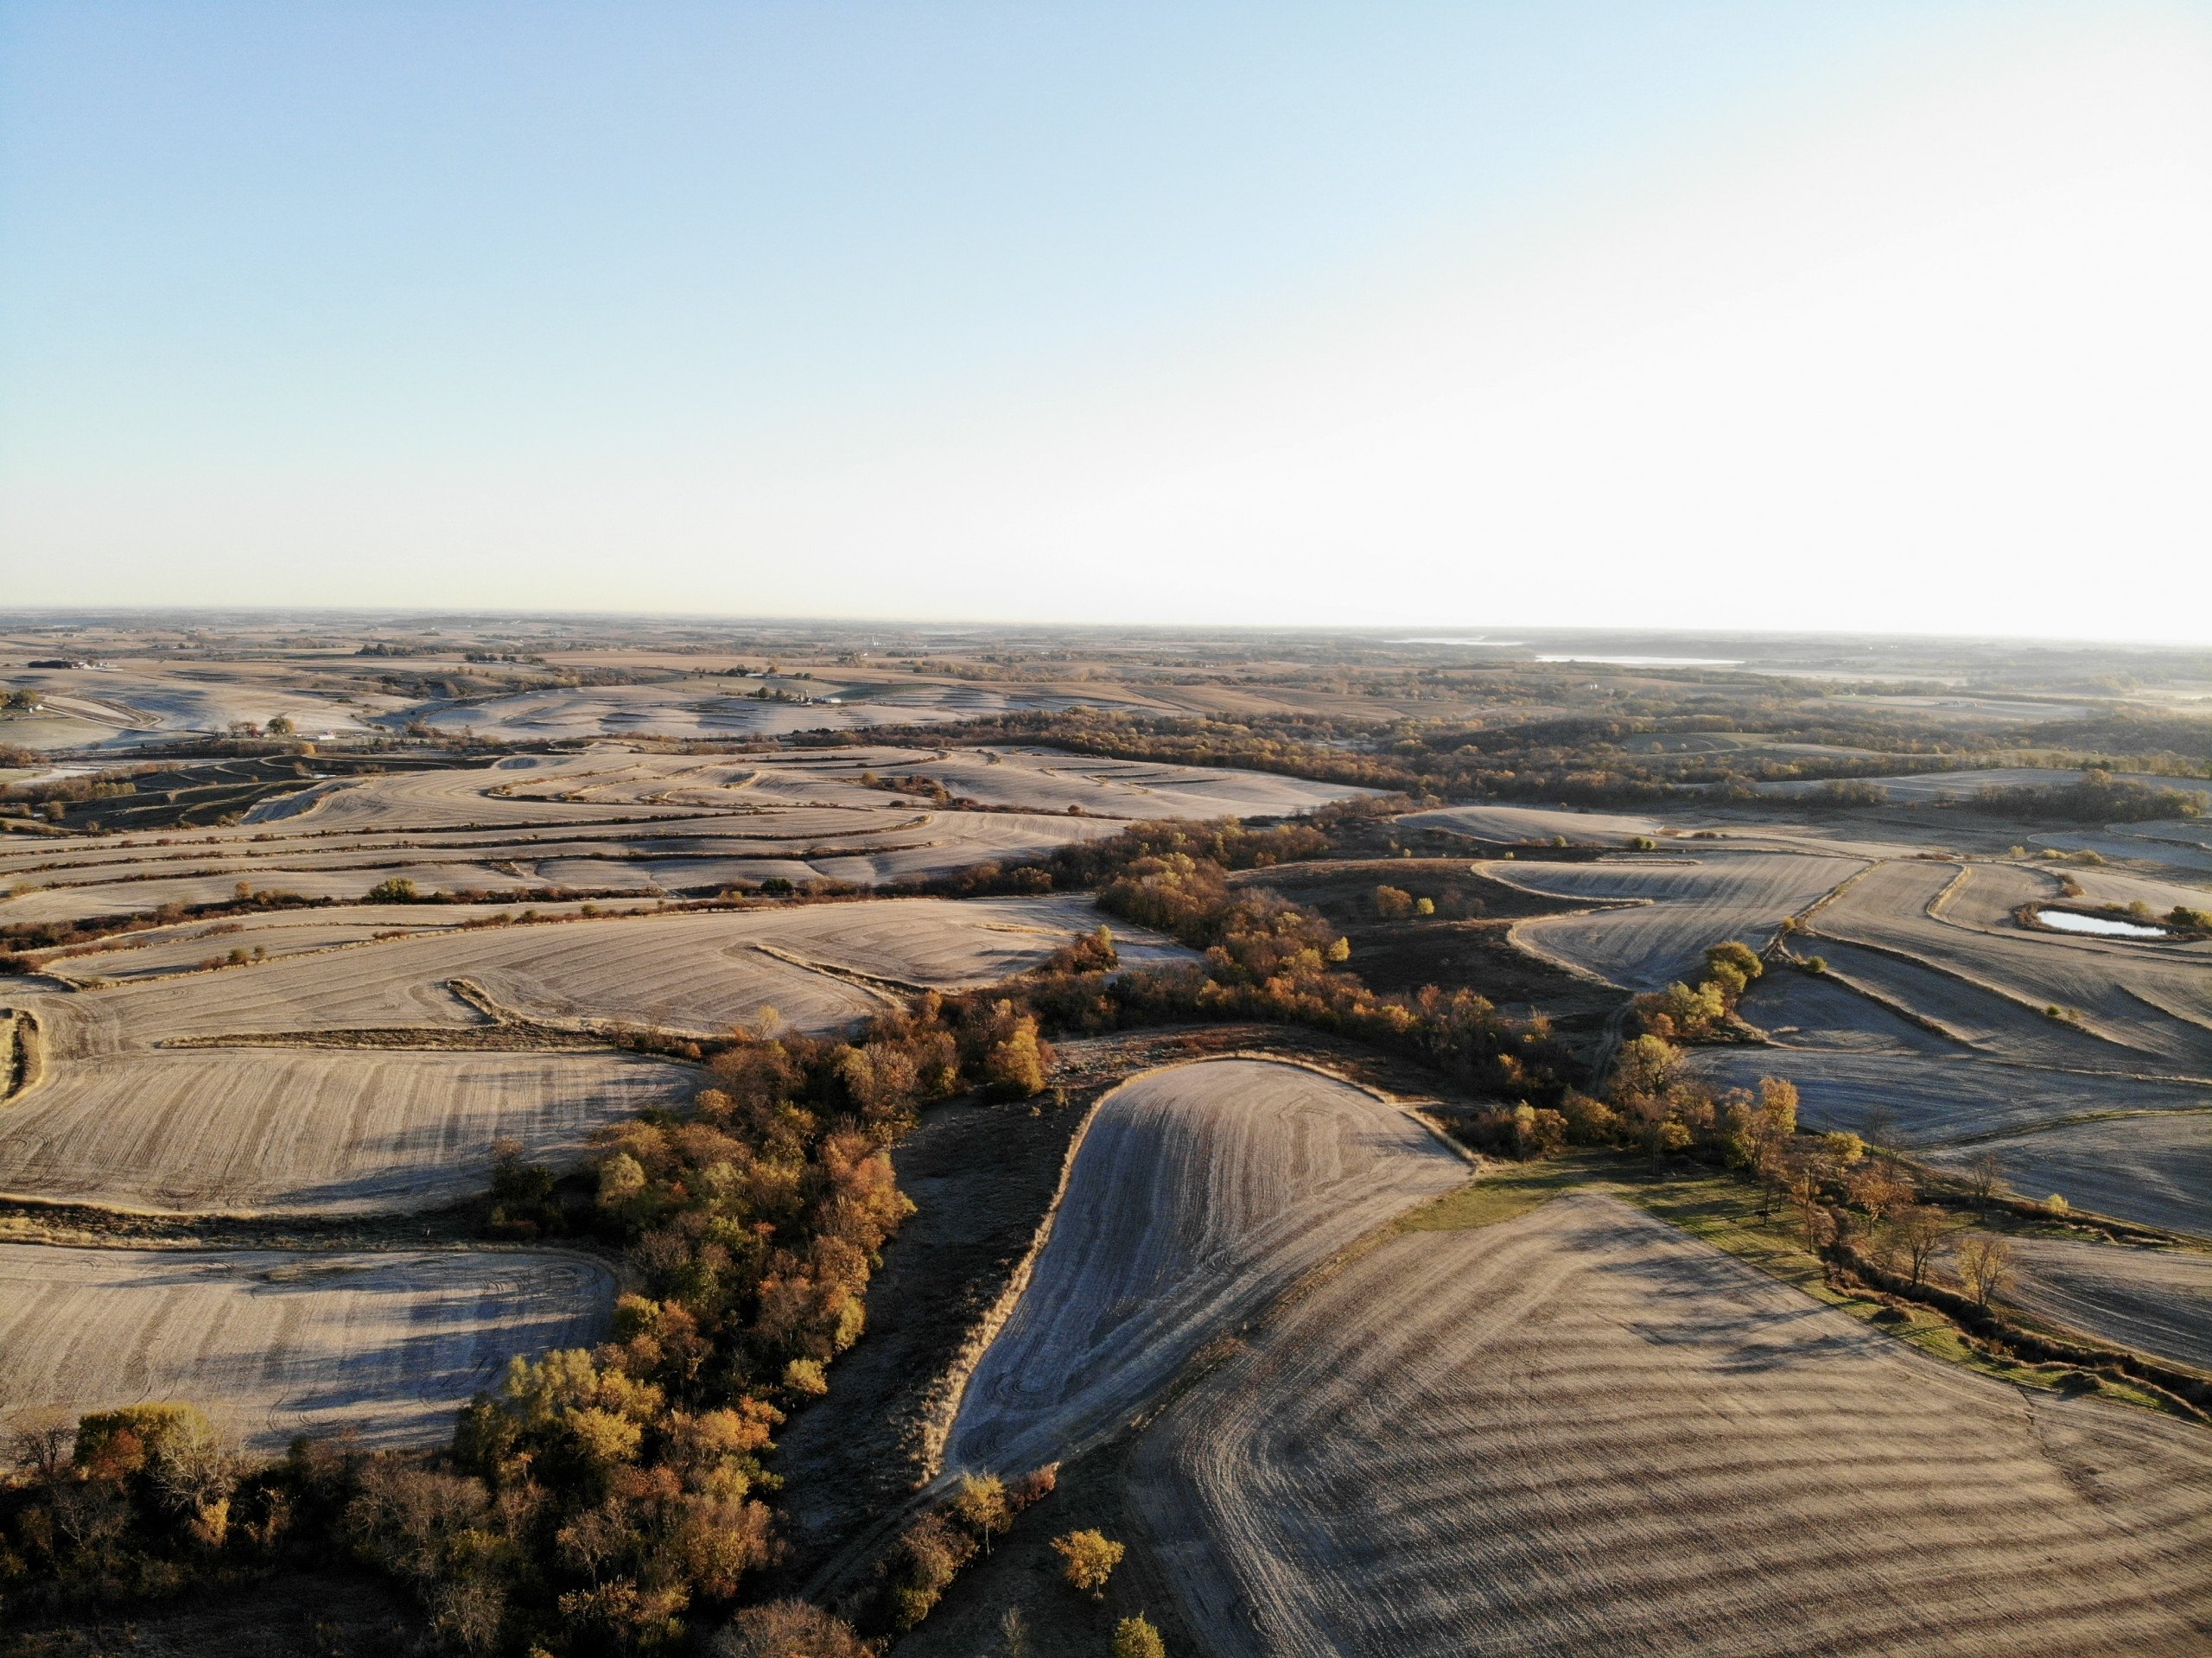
[1956,1233,2014,1310]
[1963,1149,2008,1214]
[1891,1205,1948,1289]
[8,1412,74,1484]
[1785,1154,1828,1253]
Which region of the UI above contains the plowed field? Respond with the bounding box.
[1132,1193,2212,1657]
[944,1058,1466,1476]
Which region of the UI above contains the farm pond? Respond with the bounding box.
[2032,908,2171,938]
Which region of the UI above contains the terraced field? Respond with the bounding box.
[943,1058,1467,1477]
[32,895,1176,1045]
[1758,766,2212,804]
[1484,851,1864,989]
[1,745,1364,933]
[0,1245,616,1449]
[1806,860,2212,1072]
[1132,1193,2212,1658]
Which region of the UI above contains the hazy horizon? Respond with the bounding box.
[4,3,2209,638]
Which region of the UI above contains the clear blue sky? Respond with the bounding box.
[4,3,2208,635]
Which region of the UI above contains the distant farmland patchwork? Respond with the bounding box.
[4,632,2211,1653]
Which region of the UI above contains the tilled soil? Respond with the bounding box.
[1131,1192,2212,1657]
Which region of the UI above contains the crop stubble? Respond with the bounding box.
[1131,1193,2212,1657]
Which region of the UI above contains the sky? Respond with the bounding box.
[3,2,2209,638]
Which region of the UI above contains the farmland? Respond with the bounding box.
[943,1058,1468,1477]
[0,1244,615,1450]
[0,1048,696,1214]
[5,617,2212,1652]
[1130,1194,2212,1658]
[1986,1234,2212,1372]
[1482,849,1865,990]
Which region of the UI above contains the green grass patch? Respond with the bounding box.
[1395,1158,1590,1234]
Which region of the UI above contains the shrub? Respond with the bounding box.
[881,1511,975,1629]
[1115,1615,1168,1658]
[983,1017,1049,1097]
[365,876,418,903]
[715,1600,871,1658]
[1051,1528,1124,1596]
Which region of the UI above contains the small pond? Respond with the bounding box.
[2032,907,2171,939]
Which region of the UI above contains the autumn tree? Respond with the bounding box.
[949,1472,1013,1551]
[1052,1528,1125,1598]
[1847,1165,1912,1226]
[1115,1614,1169,1658]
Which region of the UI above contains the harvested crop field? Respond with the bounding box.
[1806,861,2212,1073]
[32,895,1185,1052]
[1401,803,1667,845]
[943,1058,1467,1477]
[1986,1235,2212,1372]
[1685,1048,2212,1145]
[7,895,1184,1214]
[1131,1192,2212,1658]
[0,1048,695,1214]
[1923,1115,2212,1238]
[1485,851,1863,989]
[0,1245,614,1450]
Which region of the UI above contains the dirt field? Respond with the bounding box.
[1923,1115,2212,1238]
[1807,860,2212,1072]
[1131,1192,2212,1657]
[0,1244,615,1449]
[1400,803,1668,845]
[2,749,1339,923]
[3,895,1185,1215]
[942,1057,1468,1477]
[1982,1234,2212,1371]
[1687,1048,2212,1145]
[1485,851,1864,989]
[30,895,1185,1047]
[0,1048,693,1214]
